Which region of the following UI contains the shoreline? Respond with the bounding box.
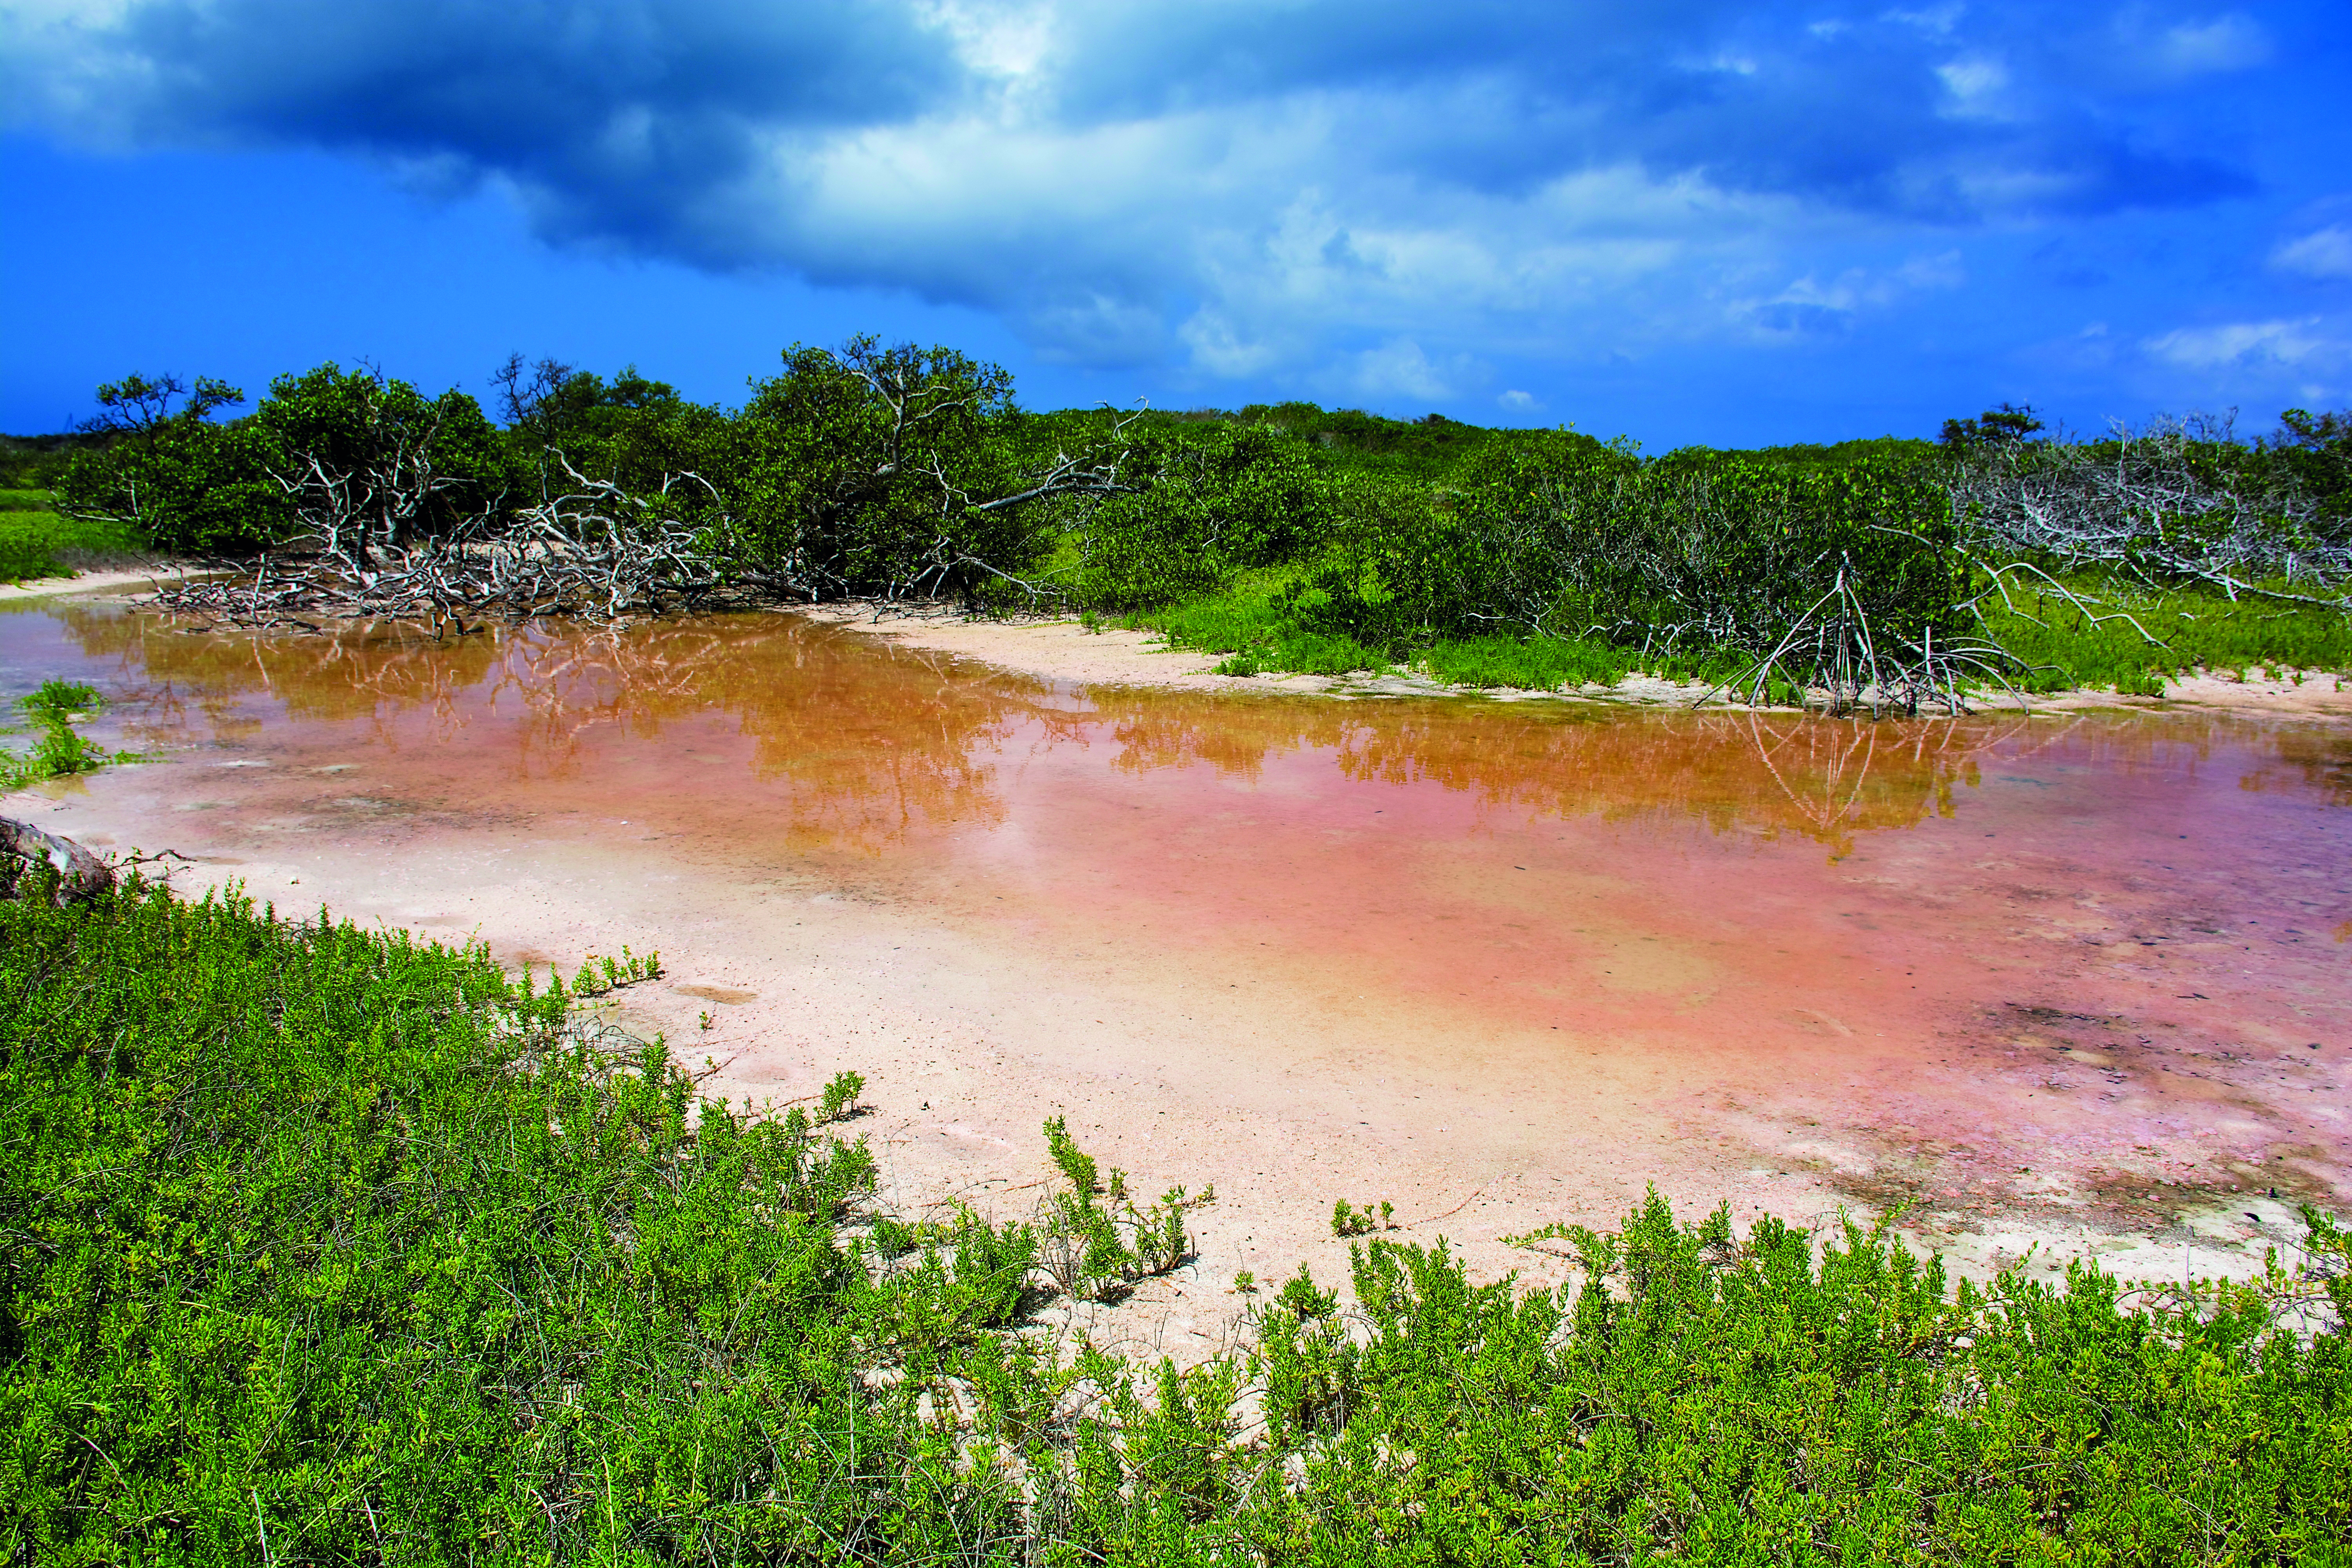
[0,562,219,604]
[804,601,2352,719]
[22,770,2325,1345]
[13,573,2345,719]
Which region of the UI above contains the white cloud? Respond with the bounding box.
[0,0,131,25]
[1894,249,1967,290]
[915,0,1054,83]
[1348,339,1457,401]
[1497,388,1540,412]
[1735,249,1966,338]
[1883,5,1963,39]
[2153,14,2270,76]
[1935,55,2012,119]
[2141,317,2339,370]
[2273,225,2352,281]
[1178,311,1277,378]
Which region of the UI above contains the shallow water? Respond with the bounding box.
[7,599,2349,1228]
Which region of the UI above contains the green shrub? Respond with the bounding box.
[0,878,1011,1563]
[1235,1195,2350,1563]
[0,512,61,583]
[820,1068,867,1122]
[1,881,2345,1563]
[0,496,149,582]
[54,375,291,555]
[1421,633,1642,690]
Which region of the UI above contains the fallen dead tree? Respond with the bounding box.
[155,458,739,634]
[1952,413,2352,615]
[154,342,1156,635]
[0,818,114,900]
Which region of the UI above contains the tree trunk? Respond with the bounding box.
[0,817,115,899]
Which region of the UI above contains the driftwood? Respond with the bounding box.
[1952,414,2352,611]
[0,817,116,899]
[154,459,735,633]
[152,344,1155,634]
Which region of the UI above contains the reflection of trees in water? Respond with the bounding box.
[1341,707,2011,852]
[53,603,501,748]
[482,617,1052,848]
[1085,690,2001,844]
[1082,691,2238,850]
[54,607,1059,851]
[1303,699,2351,851]
[1332,707,1994,849]
[1734,714,1993,852]
[1101,694,1314,784]
[2239,728,2352,807]
[48,603,2350,854]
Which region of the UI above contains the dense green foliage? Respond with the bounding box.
[4,879,2348,1563]
[1982,584,2352,696]
[0,432,109,493]
[0,489,65,583]
[0,876,1009,1563]
[1233,1210,2351,1564]
[713,340,1049,599]
[1123,411,2352,696]
[41,350,2352,692]
[50,374,287,556]
[2270,409,2352,539]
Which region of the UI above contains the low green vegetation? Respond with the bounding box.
[4,874,2347,1563]
[0,486,149,584]
[1980,584,2352,696]
[0,489,68,584]
[0,679,118,789]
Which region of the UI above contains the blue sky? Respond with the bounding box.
[3,0,2347,448]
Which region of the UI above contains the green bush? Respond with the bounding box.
[0,512,62,583]
[2,880,2345,1563]
[53,375,289,555]
[32,350,2347,692]
[0,878,1000,1563]
[0,493,150,583]
[1220,1200,2352,1563]
[1059,425,1342,609]
[1420,633,1644,690]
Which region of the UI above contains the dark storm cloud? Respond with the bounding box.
[23,2,2258,224]
[1039,1,2250,216]
[29,0,962,254]
[1,0,2306,375]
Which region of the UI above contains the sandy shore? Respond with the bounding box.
[0,563,216,603]
[808,603,2352,720]
[19,577,2346,718]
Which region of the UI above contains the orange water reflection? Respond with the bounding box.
[32,601,2337,859]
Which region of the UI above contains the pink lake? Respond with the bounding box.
[6,599,2347,1273]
